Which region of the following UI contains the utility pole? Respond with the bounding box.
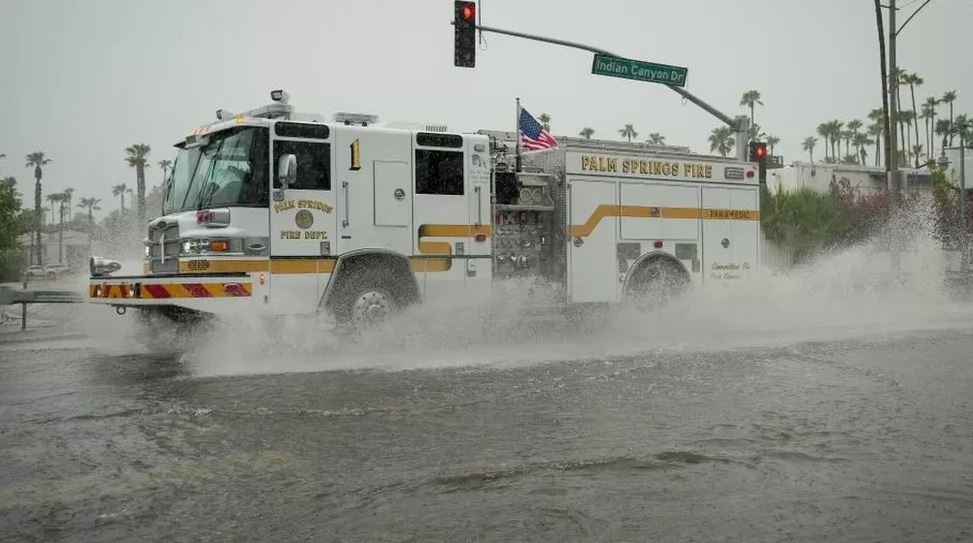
[960,127,968,276]
[888,0,900,203]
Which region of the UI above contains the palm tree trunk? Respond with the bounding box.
[750,104,755,139]
[949,104,955,146]
[137,166,146,224]
[909,85,920,166]
[809,149,814,163]
[34,177,42,266]
[875,135,881,167]
[58,202,64,265]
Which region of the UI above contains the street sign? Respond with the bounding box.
[591,54,688,88]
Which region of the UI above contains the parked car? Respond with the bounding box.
[24,265,45,278]
[45,264,73,279]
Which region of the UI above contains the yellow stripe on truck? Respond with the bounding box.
[570,205,760,237]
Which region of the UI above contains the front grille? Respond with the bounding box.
[147,222,180,274]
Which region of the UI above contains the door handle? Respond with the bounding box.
[342,181,350,227]
[475,185,482,226]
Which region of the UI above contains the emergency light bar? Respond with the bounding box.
[334,112,379,126]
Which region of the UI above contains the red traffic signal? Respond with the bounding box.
[454,1,476,68]
[749,141,767,162]
[749,141,768,183]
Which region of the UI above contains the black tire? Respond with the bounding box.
[330,268,402,329]
[133,306,210,353]
[626,258,690,311]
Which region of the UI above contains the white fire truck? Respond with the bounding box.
[89,91,761,326]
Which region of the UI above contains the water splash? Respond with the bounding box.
[81,206,973,377]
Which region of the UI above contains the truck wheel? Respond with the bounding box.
[332,269,400,329]
[626,258,689,311]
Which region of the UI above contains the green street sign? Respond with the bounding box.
[591,54,688,88]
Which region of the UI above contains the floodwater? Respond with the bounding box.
[3,233,973,541]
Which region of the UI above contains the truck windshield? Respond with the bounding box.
[163,126,269,214]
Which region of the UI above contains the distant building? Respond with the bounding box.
[942,147,972,191]
[766,162,931,196]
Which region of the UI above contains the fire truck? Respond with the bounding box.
[88,91,761,326]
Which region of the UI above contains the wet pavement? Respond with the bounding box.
[2,302,973,542]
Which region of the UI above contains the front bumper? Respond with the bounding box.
[88,273,258,315]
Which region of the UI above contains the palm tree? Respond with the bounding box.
[578,127,594,139]
[158,159,173,181]
[868,122,884,167]
[853,132,872,165]
[25,151,51,265]
[62,187,74,221]
[766,135,780,156]
[646,133,666,145]
[708,126,735,158]
[893,68,908,155]
[112,183,129,211]
[920,100,935,160]
[942,90,958,145]
[618,124,637,143]
[924,96,940,156]
[537,113,551,131]
[817,123,831,162]
[826,120,843,163]
[903,73,923,165]
[77,197,102,238]
[900,110,915,160]
[125,143,151,224]
[45,193,59,226]
[911,144,924,166]
[935,119,952,154]
[54,192,68,263]
[802,136,818,163]
[739,90,763,140]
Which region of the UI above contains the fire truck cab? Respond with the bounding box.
[89,91,760,326]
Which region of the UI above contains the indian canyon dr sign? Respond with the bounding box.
[591,53,688,88]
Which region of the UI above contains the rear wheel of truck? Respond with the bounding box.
[626,258,690,311]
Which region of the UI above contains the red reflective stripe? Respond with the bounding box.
[223,283,248,297]
[184,283,212,298]
[143,284,171,298]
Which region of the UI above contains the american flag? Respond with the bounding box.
[519,107,559,151]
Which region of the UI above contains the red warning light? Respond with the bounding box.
[462,4,475,20]
[755,145,766,158]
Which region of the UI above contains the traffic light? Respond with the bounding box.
[454,1,476,68]
[749,141,768,183]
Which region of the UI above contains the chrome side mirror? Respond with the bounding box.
[277,154,297,189]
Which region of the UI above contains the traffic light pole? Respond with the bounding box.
[469,23,749,161]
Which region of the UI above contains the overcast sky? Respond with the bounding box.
[1,0,970,219]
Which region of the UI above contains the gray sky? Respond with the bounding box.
[1,0,970,219]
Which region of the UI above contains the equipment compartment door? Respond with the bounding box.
[701,186,759,284]
[335,128,413,256]
[568,179,618,303]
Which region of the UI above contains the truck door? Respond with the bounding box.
[412,133,473,300]
[701,186,759,284]
[568,178,618,303]
[269,123,338,312]
[334,126,413,257]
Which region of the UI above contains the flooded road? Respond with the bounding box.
[2,298,973,542]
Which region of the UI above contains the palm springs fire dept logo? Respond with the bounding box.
[295,209,314,229]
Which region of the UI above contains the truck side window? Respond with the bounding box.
[415,149,464,195]
[274,140,331,190]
